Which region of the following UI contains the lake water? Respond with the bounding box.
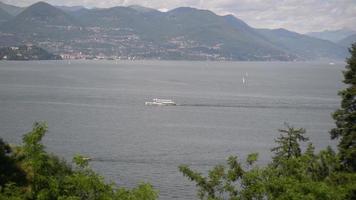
[0,60,344,199]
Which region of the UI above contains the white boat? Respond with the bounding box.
[145,98,176,106]
[242,73,248,86]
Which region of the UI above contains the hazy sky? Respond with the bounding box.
[3,0,356,33]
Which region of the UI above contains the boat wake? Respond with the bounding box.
[178,103,337,110]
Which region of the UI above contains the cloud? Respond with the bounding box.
[2,0,356,33]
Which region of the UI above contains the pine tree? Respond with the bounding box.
[271,123,308,163]
[330,43,356,172]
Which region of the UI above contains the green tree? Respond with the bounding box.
[330,43,356,172]
[0,138,27,189]
[271,123,308,164]
[179,154,255,200]
[179,44,356,199]
[179,124,355,200]
[19,122,72,199]
[0,122,158,200]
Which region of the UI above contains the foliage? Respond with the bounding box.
[0,138,27,188]
[179,43,356,200]
[0,45,62,61]
[0,122,158,200]
[180,125,356,200]
[271,123,308,163]
[330,43,356,172]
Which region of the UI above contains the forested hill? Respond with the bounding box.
[0,45,62,60]
[0,1,349,61]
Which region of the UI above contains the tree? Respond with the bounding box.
[0,122,158,200]
[179,124,355,200]
[271,123,308,164]
[330,43,356,172]
[0,138,27,188]
[179,154,255,200]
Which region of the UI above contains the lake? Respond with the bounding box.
[0,60,344,199]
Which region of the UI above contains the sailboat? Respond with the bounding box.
[242,72,248,86]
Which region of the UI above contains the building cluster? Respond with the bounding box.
[3,26,235,60]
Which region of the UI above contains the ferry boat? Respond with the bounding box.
[145,98,176,106]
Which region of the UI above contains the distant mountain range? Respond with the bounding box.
[0,1,353,61]
[307,29,356,42]
[0,6,11,23]
[338,34,356,48]
[0,1,24,16]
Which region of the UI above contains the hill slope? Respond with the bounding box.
[73,6,294,60]
[0,2,349,60]
[0,45,61,60]
[307,29,356,43]
[0,7,11,23]
[258,28,347,60]
[338,34,356,48]
[0,1,24,16]
[2,1,82,38]
[1,2,84,42]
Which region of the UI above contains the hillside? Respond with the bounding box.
[258,28,347,60]
[2,1,83,39]
[0,7,11,24]
[307,29,356,43]
[0,45,62,60]
[0,1,24,16]
[338,34,356,48]
[0,1,349,61]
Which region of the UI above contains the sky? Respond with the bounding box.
[3,0,356,33]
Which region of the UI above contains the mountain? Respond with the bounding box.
[0,1,25,16]
[338,34,356,48]
[74,6,159,29]
[7,1,79,26]
[128,5,159,13]
[257,28,347,60]
[56,5,86,12]
[0,7,11,23]
[162,7,294,60]
[0,1,349,61]
[307,28,356,43]
[2,2,83,39]
[72,6,293,60]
